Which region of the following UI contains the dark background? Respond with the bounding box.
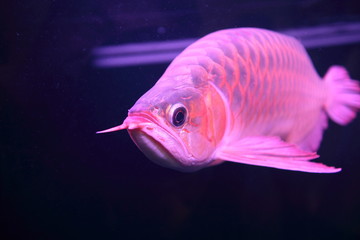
[1,0,360,239]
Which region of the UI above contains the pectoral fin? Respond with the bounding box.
[216,136,341,173]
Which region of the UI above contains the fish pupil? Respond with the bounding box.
[172,107,186,127]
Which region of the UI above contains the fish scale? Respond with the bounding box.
[162,28,326,146]
[189,30,321,138]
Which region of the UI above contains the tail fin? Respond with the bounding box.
[324,66,360,125]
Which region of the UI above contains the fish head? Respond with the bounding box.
[127,83,218,172]
[98,81,225,172]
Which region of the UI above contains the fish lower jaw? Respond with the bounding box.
[127,128,189,171]
[127,129,211,172]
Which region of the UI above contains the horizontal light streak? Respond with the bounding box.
[93,22,360,68]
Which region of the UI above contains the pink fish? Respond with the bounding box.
[98,28,360,173]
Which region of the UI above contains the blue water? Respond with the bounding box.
[1,0,360,239]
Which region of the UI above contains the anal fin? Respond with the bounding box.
[297,111,328,152]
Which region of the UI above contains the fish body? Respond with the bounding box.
[98,28,360,173]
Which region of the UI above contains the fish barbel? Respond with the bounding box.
[98,28,360,173]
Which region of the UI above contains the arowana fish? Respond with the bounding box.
[98,28,360,173]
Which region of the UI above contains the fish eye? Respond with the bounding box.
[169,103,187,127]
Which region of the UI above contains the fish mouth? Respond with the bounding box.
[124,112,193,171]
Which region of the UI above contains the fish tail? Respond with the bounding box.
[324,65,360,125]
